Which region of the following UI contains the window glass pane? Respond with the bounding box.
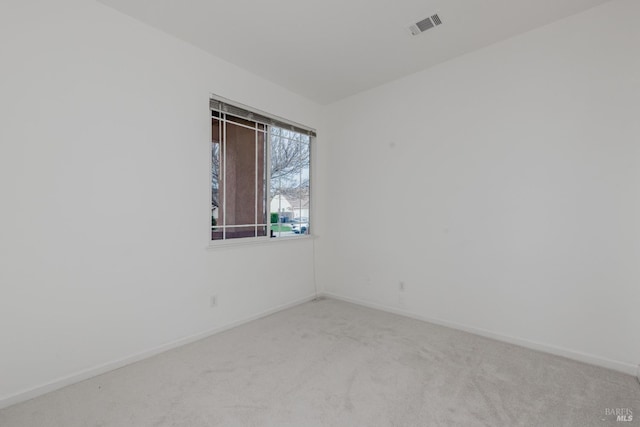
[226,121,264,239]
[214,117,267,240]
[292,138,310,235]
[212,118,221,240]
[270,126,309,237]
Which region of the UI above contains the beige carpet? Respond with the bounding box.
[1,298,638,426]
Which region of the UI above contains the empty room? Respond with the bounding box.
[1,0,638,426]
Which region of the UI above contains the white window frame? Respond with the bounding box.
[209,95,315,247]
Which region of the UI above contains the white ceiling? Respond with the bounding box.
[98,0,610,104]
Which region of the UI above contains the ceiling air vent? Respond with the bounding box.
[409,14,443,36]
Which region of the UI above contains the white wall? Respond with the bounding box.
[1,0,637,409]
[320,0,639,374]
[0,0,323,406]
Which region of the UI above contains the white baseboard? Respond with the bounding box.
[322,292,638,377]
[0,293,317,410]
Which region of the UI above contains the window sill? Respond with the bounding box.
[206,234,315,250]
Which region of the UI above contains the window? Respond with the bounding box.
[211,98,314,241]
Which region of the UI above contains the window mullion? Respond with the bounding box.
[222,114,227,240]
[266,128,272,237]
[255,122,258,238]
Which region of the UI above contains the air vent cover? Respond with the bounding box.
[409,13,443,36]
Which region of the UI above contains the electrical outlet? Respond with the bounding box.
[399,281,405,292]
[210,295,217,308]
